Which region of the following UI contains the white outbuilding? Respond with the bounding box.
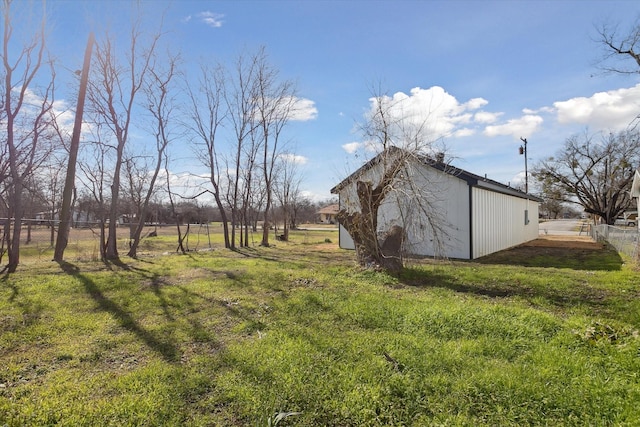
[331,149,541,260]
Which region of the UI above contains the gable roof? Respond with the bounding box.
[317,204,339,215]
[331,147,542,202]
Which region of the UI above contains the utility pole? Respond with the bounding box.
[519,137,528,194]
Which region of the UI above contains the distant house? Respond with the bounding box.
[631,169,640,231]
[34,211,58,223]
[330,148,541,260]
[317,204,339,224]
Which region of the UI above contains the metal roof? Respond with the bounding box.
[331,147,543,203]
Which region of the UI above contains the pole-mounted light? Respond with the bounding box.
[519,137,528,194]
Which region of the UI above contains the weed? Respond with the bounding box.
[255,411,302,427]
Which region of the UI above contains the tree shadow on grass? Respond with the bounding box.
[100,256,153,273]
[58,261,180,363]
[1,272,44,326]
[230,247,282,263]
[398,266,620,319]
[0,272,19,302]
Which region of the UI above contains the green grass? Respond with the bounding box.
[1,232,640,426]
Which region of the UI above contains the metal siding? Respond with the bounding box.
[335,160,472,258]
[338,224,355,250]
[472,187,539,258]
[381,167,470,259]
[335,157,542,260]
[335,164,383,251]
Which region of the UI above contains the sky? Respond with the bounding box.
[23,0,640,201]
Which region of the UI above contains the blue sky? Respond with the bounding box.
[41,0,640,201]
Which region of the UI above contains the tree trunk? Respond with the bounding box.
[54,32,94,263]
[213,196,230,248]
[175,222,188,254]
[99,220,107,260]
[261,192,272,247]
[336,177,405,272]
[49,219,55,246]
[6,182,23,273]
[105,151,123,260]
[26,222,32,245]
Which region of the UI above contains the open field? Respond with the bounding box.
[1,229,640,426]
[13,223,339,263]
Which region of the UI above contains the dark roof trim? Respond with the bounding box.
[330,148,394,193]
[331,147,542,202]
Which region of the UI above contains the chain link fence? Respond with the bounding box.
[1,219,212,262]
[590,224,639,260]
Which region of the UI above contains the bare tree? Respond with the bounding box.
[290,195,315,229]
[86,17,163,261]
[77,123,113,259]
[253,49,297,247]
[54,32,93,262]
[122,152,149,238]
[239,116,265,247]
[186,63,231,248]
[21,173,48,245]
[37,159,65,246]
[223,50,261,249]
[274,153,303,240]
[127,54,179,258]
[164,154,188,254]
[1,0,57,272]
[596,18,640,75]
[186,48,299,249]
[533,129,640,225]
[596,18,640,128]
[334,87,450,272]
[537,181,565,219]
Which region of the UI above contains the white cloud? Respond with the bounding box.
[522,106,554,115]
[196,11,224,28]
[464,97,489,110]
[290,97,318,121]
[280,153,308,165]
[8,88,96,140]
[474,111,502,124]
[342,142,361,154]
[50,99,75,133]
[454,128,475,137]
[553,84,640,130]
[367,86,492,140]
[341,140,380,154]
[510,171,526,188]
[483,114,543,138]
[253,96,317,121]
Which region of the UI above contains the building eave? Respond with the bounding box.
[331,146,542,202]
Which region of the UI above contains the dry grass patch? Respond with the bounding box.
[524,235,605,250]
[476,234,621,271]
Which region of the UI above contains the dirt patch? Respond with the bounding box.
[523,235,606,250]
[475,234,619,270]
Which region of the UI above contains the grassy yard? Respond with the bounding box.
[1,229,639,426]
